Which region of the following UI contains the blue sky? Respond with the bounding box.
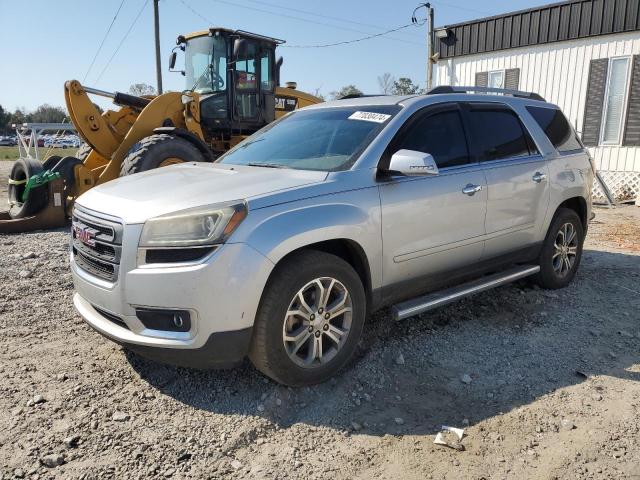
[0,0,543,112]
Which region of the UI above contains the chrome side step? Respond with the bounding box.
[391,265,540,321]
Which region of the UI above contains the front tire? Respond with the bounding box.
[534,208,584,289]
[249,250,366,386]
[119,134,205,176]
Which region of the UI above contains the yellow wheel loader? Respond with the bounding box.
[1,28,320,233]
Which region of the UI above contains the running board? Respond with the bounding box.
[391,265,540,321]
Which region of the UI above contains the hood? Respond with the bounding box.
[76,163,328,223]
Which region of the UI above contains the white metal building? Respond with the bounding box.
[433,0,640,201]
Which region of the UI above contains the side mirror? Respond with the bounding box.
[233,38,247,58]
[168,51,177,70]
[388,149,439,176]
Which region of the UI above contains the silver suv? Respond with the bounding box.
[71,87,594,386]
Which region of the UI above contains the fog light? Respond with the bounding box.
[136,308,191,332]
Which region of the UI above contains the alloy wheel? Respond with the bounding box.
[552,222,578,277]
[282,277,353,368]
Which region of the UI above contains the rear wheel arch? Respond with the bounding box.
[557,196,587,228]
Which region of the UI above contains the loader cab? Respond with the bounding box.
[177,29,280,140]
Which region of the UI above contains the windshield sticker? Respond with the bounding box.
[348,111,392,123]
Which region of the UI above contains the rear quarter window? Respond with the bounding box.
[526,106,583,153]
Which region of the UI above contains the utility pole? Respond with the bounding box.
[427,3,435,91]
[153,0,163,94]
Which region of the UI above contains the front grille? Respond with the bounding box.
[72,207,123,282]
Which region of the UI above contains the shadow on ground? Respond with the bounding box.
[127,249,640,436]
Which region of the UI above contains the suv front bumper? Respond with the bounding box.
[71,238,274,369]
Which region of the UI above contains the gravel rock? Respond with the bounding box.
[63,434,81,448]
[394,417,405,425]
[560,419,575,431]
[40,453,65,468]
[395,353,405,365]
[461,374,473,384]
[112,411,130,422]
[18,269,32,279]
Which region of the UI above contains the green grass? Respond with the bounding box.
[0,146,79,161]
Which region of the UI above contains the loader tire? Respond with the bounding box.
[52,156,84,187]
[119,134,206,176]
[8,158,48,219]
[76,143,92,161]
[42,155,62,171]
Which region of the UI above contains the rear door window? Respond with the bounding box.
[396,109,470,168]
[526,106,583,153]
[466,105,537,161]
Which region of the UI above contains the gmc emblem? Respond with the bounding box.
[74,225,97,247]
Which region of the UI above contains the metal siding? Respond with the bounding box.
[495,17,504,50]
[487,19,496,51]
[531,10,541,44]
[471,23,479,54]
[463,24,471,55]
[437,0,640,59]
[559,4,572,40]
[549,6,561,42]
[616,0,629,30]
[512,14,522,47]
[521,12,531,45]
[540,9,551,43]
[580,2,593,35]
[627,0,640,29]
[478,21,487,52]
[569,3,582,38]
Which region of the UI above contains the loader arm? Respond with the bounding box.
[63,80,200,189]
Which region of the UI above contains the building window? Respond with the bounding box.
[488,70,505,88]
[601,57,631,145]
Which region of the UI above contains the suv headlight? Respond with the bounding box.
[139,201,247,247]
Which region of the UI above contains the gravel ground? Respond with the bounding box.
[1,160,639,479]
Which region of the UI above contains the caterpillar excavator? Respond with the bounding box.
[2,28,321,233]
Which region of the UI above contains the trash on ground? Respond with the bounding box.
[434,425,465,451]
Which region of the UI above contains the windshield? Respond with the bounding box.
[218,106,401,171]
[184,35,227,94]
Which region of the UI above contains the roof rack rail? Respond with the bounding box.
[427,86,545,102]
[339,93,388,100]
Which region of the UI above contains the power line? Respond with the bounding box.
[94,0,151,85]
[283,23,418,49]
[431,0,491,16]
[191,0,424,47]
[83,0,127,82]
[239,0,423,40]
[178,0,212,24]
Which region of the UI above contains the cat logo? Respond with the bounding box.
[275,96,298,112]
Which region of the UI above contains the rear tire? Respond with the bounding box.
[249,250,366,386]
[119,134,205,176]
[8,158,47,218]
[41,155,62,171]
[533,207,584,289]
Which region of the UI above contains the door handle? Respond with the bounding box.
[532,172,547,183]
[462,184,483,196]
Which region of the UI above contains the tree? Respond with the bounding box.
[9,109,27,128]
[391,77,422,95]
[309,87,326,102]
[27,104,67,123]
[377,73,396,95]
[129,83,157,96]
[329,85,363,100]
[0,105,10,134]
